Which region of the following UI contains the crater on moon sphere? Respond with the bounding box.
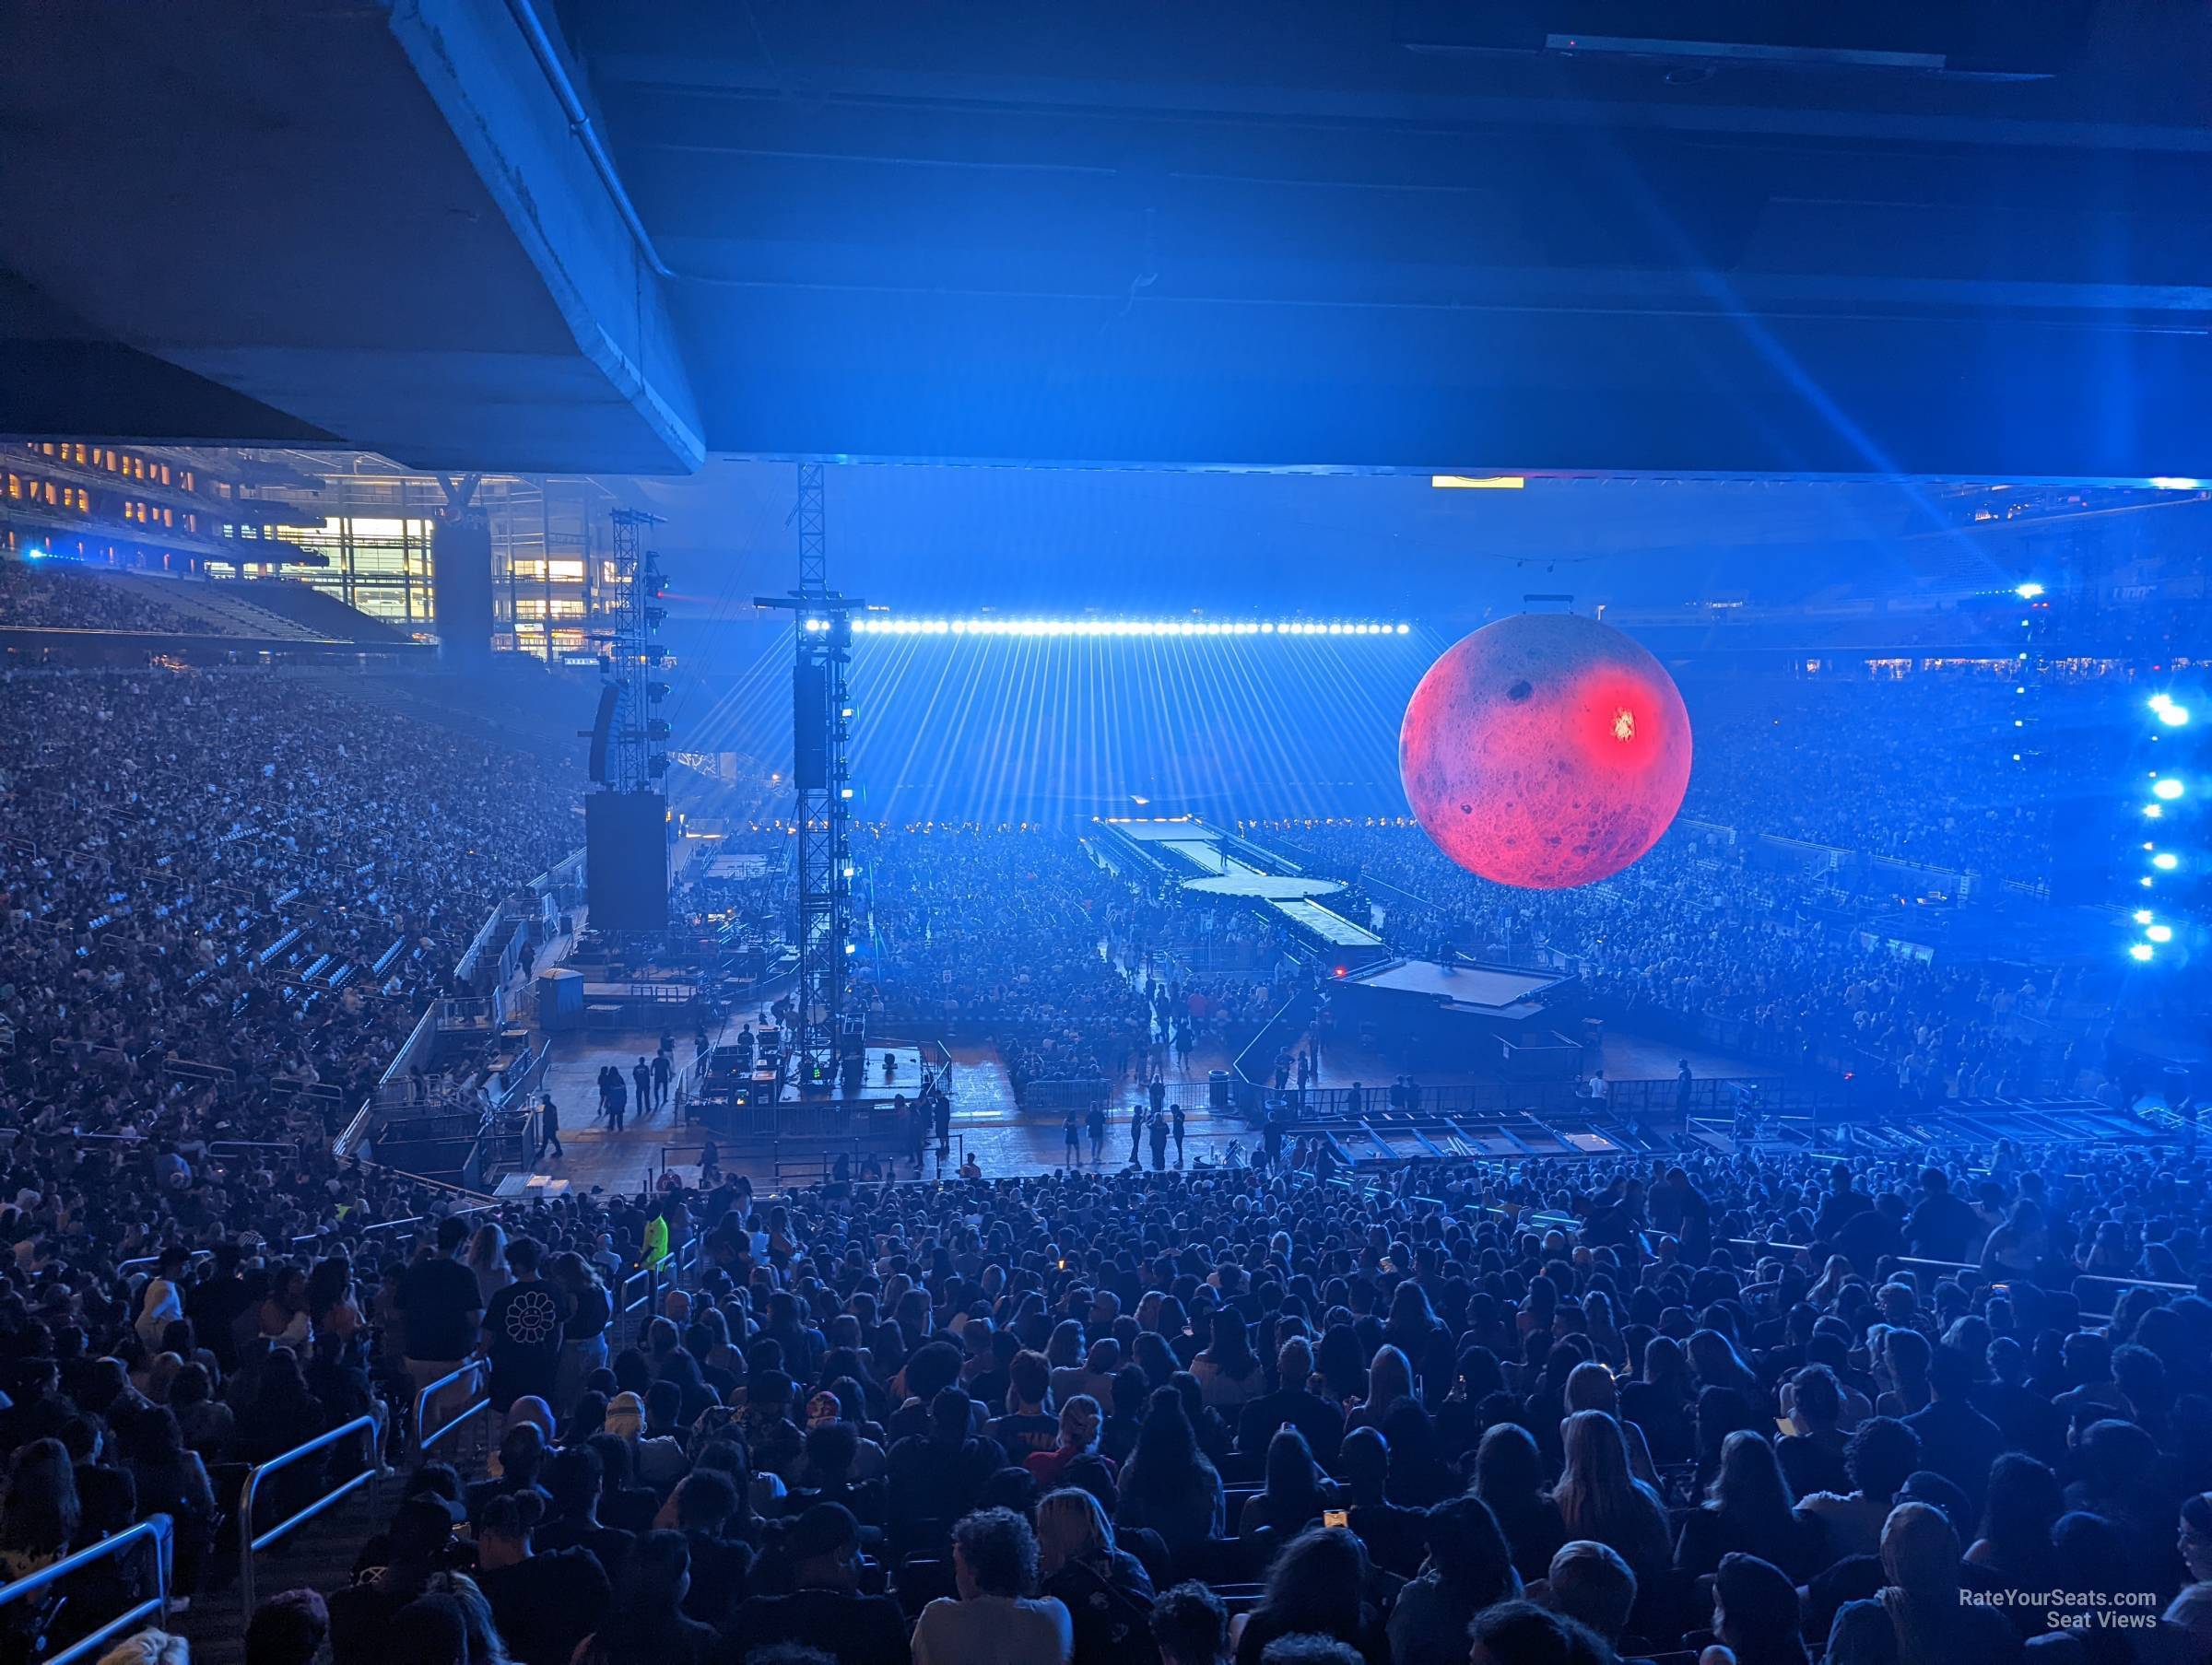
[1398,613,1693,890]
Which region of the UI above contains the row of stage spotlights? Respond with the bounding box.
[2133,694,2196,963]
[804,616,1414,637]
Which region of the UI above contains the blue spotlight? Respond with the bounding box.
[2154,852,2180,871]
[2148,925,2175,944]
[2130,943,2155,962]
[2015,582,2045,599]
[2154,778,2185,800]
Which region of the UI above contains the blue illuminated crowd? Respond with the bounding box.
[18,1125,2212,1665]
[3,627,2208,1665]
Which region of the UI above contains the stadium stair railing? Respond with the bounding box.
[237,1414,383,1616]
[413,1362,493,1468]
[0,1517,172,1665]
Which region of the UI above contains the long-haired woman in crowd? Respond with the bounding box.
[1474,1423,1566,1587]
[0,1440,78,1582]
[1117,1386,1224,1556]
[1240,1426,1335,1542]
[1231,1526,1387,1665]
[1553,1410,1672,1589]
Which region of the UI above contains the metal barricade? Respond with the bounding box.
[413,1361,492,1463]
[615,1264,656,1348]
[238,1414,382,1615]
[0,1516,171,1665]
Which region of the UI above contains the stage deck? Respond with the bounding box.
[1346,957,1569,1012]
[1185,873,1344,900]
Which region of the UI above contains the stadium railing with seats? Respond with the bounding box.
[0,1517,172,1665]
[238,1413,383,1614]
[1724,1238,2195,1324]
[414,1363,492,1467]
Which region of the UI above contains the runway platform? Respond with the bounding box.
[1098,817,1390,967]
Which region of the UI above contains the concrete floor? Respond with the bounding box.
[500,932,1742,1196]
[515,1026,1250,1194]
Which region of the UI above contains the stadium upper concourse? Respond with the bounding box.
[7,7,2212,1665]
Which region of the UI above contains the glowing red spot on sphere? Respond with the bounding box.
[1399,613,1693,889]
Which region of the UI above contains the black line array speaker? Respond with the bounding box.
[586,685,619,784]
[585,791,668,932]
[794,661,828,791]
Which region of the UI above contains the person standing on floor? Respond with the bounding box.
[632,1058,653,1121]
[1064,1112,1083,1167]
[1086,1101,1106,1165]
[537,1093,563,1162]
[608,1073,628,1133]
[1171,1104,1186,1167]
[1129,1104,1147,1167]
[1149,1108,1171,1171]
[652,1049,672,1112]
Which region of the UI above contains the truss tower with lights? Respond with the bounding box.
[757,464,860,1094]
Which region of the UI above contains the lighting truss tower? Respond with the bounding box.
[606,508,670,793]
[797,462,828,595]
[757,466,859,1094]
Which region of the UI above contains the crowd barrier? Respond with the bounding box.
[609,1235,702,1349]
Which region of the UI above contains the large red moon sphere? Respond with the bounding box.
[1400,614,1692,889]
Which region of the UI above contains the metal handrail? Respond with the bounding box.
[0,1516,171,1665]
[238,1413,382,1615]
[2073,1272,2196,1295]
[414,1359,491,1460]
[116,1249,213,1278]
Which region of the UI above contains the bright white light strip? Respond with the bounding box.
[844,617,1414,638]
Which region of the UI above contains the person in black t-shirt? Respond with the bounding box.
[1235,1338,1344,1467]
[577,1530,722,1665]
[484,1238,567,1414]
[671,1471,754,1627]
[987,1352,1061,1458]
[475,1491,614,1665]
[186,1239,254,1372]
[728,1502,909,1665]
[398,1217,484,1412]
[535,1444,638,1582]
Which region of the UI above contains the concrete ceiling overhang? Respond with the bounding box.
[0,0,702,475]
[6,1,2212,481]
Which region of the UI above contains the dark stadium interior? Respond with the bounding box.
[3,7,2212,1665]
